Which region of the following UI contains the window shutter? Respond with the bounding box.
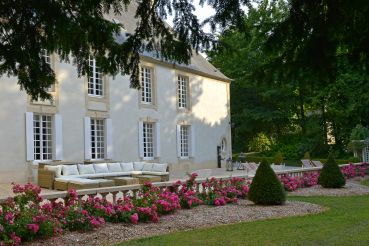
[176,124,181,157]
[84,117,91,160]
[26,112,34,161]
[138,121,144,158]
[106,118,113,159]
[155,122,161,157]
[54,114,63,160]
[190,126,195,157]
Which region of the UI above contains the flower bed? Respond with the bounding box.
[0,174,250,245]
[279,162,369,192]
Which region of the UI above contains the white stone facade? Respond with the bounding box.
[0,55,231,183]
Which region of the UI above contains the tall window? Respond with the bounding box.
[40,49,54,92]
[178,75,189,109]
[141,67,153,104]
[143,122,154,158]
[88,58,103,97]
[91,118,105,159]
[180,125,190,158]
[33,114,53,160]
[41,49,51,65]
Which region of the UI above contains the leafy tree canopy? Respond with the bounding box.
[0,0,248,100]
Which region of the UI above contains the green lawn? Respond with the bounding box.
[121,195,369,246]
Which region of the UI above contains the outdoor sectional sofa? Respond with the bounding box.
[38,162,169,190]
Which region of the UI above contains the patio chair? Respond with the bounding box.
[301,159,314,168]
[311,160,324,167]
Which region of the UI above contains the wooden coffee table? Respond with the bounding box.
[136,175,162,184]
[112,177,139,186]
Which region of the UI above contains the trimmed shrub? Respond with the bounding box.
[248,159,286,205]
[274,151,284,165]
[318,153,346,188]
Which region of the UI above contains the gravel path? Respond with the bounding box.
[26,200,323,246]
[289,178,369,197]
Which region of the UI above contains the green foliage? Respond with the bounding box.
[273,152,283,165]
[248,133,273,152]
[0,0,247,100]
[304,152,311,160]
[318,153,346,188]
[350,125,369,140]
[248,159,286,205]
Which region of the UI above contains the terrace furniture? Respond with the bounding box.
[136,175,162,184]
[301,159,314,168]
[67,179,100,190]
[38,162,169,190]
[111,177,139,186]
[311,160,324,167]
[94,179,115,187]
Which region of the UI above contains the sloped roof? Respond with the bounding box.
[106,3,230,82]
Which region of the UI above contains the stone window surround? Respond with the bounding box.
[138,62,157,110]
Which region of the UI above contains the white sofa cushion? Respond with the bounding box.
[44,165,62,178]
[69,178,100,185]
[108,162,122,173]
[142,171,169,176]
[131,171,143,175]
[78,164,95,175]
[142,163,153,171]
[152,163,168,173]
[55,177,82,182]
[133,162,145,171]
[121,162,134,172]
[93,163,109,174]
[62,165,79,176]
[86,173,106,179]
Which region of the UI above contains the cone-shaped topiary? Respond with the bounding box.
[248,159,286,205]
[318,153,346,188]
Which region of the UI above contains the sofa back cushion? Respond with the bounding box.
[44,165,62,178]
[152,163,168,173]
[93,163,109,174]
[108,162,122,173]
[78,164,95,175]
[121,162,134,172]
[62,165,79,176]
[133,162,145,171]
[142,163,153,171]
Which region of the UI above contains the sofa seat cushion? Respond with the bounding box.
[44,165,62,178]
[133,162,145,171]
[152,163,168,172]
[121,162,134,172]
[142,163,153,171]
[62,165,79,176]
[131,171,143,175]
[103,172,131,178]
[69,178,100,185]
[55,177,83,182]
[142,171,169,176]
[78,164,95,175]
[94,163,109,173]
[76,174,93,179]
[108,162,122,173]
[85,173,106,179]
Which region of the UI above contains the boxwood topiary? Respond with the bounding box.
[248,159,286,205]
[318,153,346,188]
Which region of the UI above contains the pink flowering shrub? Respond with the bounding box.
[341,162,368,179]
[0,183,62,245]
[0,174,250,245]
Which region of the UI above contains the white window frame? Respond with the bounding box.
[178,75,189,109]
[142,122,155,160]
[88,58,104,97]
[90,118,105,160]
[39,49,55,92]
[33,114,53,161]
[140,66,153,104]
[180,125,190,158]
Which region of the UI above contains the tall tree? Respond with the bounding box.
[0,0,248,100]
